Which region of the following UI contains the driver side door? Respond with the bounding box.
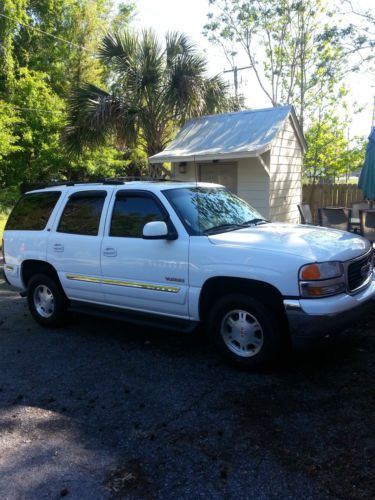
[100,190,189,318]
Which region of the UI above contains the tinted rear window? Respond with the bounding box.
[57,191,106,236]
[5,191,61,231]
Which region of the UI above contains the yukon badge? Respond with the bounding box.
[165,277,185,283]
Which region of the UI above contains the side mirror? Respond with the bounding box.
[143,221,176,240]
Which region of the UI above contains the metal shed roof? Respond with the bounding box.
[149,105,306,164]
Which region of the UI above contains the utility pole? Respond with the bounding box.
[223,65,252,100]
[372,95,375,129]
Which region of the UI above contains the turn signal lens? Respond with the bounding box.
[300,282,346,298]
[300,264,321,280]
[300,261,343,281]
[307,286,324,296]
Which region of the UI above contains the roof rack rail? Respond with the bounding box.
[103,176,181,182]
[102,179,125,185]
[23,176,182,193]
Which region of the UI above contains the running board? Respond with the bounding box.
[68,301,198,334]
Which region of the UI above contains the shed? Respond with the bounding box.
[149,105,307,223]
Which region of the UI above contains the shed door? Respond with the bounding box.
[199,162,237,194]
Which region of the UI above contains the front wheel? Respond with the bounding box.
[27,274,67,327]
[207,294,282,369]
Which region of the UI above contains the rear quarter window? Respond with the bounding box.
[5,191,61,231]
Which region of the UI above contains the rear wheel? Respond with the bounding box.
[207,294,282,369]
[27,274,67,327]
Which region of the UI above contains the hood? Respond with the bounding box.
[208,223,370,262]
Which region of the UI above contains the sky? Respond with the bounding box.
[130,0,374,139]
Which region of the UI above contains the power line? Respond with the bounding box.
[0,12,96,55]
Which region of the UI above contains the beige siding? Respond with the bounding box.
[269,117,302,223]
[237,158,269,218]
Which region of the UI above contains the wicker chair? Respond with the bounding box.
[297,203,313,224]
[318,207,352,231]
[359,209,375,244]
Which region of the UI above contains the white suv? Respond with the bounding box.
[3,181,375,368]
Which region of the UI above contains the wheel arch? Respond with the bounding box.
[199,276,288,329]
[21,259,62,290]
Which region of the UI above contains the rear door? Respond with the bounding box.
[100,190,190,318]
[47,188,112,303]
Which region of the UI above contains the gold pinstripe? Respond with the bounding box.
[65,274,180,293]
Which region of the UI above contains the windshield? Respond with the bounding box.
[163,187,267,235]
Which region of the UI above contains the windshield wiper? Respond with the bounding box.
[203,223,244,235]
[240,218,270,226]
[204,219,270,235]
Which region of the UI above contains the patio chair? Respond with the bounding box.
[359,209,375,245]
[318,207,352,231]
[297,203,313,224]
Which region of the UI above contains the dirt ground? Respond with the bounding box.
[1,273,375,499]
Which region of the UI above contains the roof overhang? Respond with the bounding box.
[149,145,271,164]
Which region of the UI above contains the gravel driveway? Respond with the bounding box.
[1,272,375,499]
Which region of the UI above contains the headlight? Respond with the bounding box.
[299,261,345,298]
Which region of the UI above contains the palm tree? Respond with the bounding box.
[63,30,238,175]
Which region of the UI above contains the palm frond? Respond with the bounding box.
[202,75,242,114]
[165,32,196,66]
[98,30,138,75]
[165,53,208,120]
[138,29,164,92]
[62,83,139,156]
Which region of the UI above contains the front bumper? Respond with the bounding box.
[284,274,375,348]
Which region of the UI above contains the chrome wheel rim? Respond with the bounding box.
[220,309,264,358]
[33,285,55,318]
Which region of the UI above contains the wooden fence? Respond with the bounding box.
[302,184,364,223]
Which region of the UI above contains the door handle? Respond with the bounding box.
[103,247,117,257]
[53,243,64,252]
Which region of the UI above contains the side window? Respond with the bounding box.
[5,191,61,231]
[57,191,106,236]
[110,195,165,238]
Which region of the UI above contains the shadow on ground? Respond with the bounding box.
[1,277,375,499]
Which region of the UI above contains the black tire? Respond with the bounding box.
[27,273,67,327]
[207,294,282,369]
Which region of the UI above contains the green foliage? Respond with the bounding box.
[0,0,138,189]
[304,112,366,183]
[1,68,66,188]
[5,0,110,94]
[0,100,22,159]
[0,0,29,93]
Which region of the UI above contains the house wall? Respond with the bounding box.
[171,158,270,218]
[269,116,303,223]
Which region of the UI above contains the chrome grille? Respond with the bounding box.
[347,252,373,292]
